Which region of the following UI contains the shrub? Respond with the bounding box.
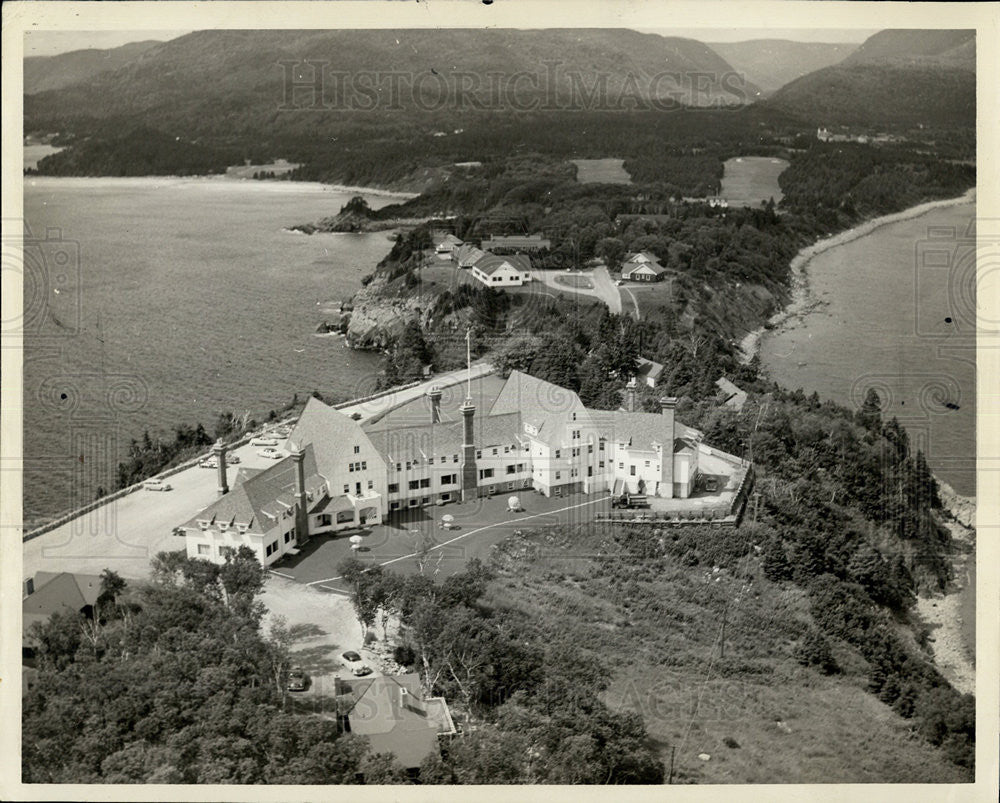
[794,627,839,675]
[393,644,416,666]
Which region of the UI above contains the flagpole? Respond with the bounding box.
[466,327,472,400]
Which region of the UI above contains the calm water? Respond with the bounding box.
[23,144,64,170]
[761,201,977,496]
[22,177,397,525]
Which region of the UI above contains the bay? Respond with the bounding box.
[22,177,401,526]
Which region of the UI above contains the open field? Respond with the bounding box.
[720,156,788,207]
[571,158,632,184]
[484,525,972,784]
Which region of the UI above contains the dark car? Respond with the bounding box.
[342,650,362,663]
[287,668,307,692]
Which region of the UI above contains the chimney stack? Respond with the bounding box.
[212,439,229,495]
[460,400,478,501]
[428,385,443,424]
[659,397,677,498]
[625,378,637,413]
[291,446,309,545]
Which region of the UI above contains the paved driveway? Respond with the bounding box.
[531,265,622,314]
[270,491,611,591]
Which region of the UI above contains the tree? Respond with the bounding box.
[493,334,544,378]
[219,545,267,617]
[794,627,839,674]
[856,388,883,432]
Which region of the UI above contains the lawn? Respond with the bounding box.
[571,158,632,184]
[720,156,789,207]
[554,273,595,289]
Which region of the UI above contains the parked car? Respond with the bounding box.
[615,279,624,286]
[272,426,292,438]
[352,665,372,677]
[342,650,362,663]
[227,454,241,464]
[350,412,362,421]
[250,436,278,447]
[287,667,307,692]
[199,458,218,469]
[143,479,172,492]
[258,448,282,459]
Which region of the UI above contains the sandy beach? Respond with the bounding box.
[23,174,418,200]
[739,188,977,364]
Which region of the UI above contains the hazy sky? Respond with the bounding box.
[24,27,878,57]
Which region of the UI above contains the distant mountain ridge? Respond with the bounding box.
[24,40,162,94]
[763,29,975,128]
[842,29,974,69]
[25,28,760,135]
[708,39,857,96]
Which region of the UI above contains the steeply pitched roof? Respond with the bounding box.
[338,674,454,769]
[636,356,664,380]
[289,397,377,479]
[587,410,702,453]
[622,259,666,277]
[472,252,532,276]
[489,370,590,445]
[362,374,507,432]
[182,446,324,534]
[366,412,522,464]
[23,572,103,632]
[454,243,486,265]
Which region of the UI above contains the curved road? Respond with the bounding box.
[531,265,622,314]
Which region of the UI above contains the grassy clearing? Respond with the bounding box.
[484,524,970,784]
[572,158,633,184]
[720,156,789,206]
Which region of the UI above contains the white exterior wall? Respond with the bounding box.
[473,264,527,287]
[186,519,293,567]
[326,437,388,514]
[613,446,664,495]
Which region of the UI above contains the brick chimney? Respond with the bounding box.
[212,439,229,495]
[625,378,637,413]
[460,400,478,501]
[428,385,443,424]
[291,446,310,545]
[659,397,677,498]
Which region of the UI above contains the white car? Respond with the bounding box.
[227,454,241,464]
[258,448,283,459]
[250,436,278,447]
[615,279,624,286]
[143,479,172,492]
[199,458,218,469]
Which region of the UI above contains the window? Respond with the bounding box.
[367,480,374,490]
[453,454,459,463]
[429,457,434,465]
[517,463,525,472]
[343,484,350,494]
[441,474,456,486]
[588,444,593,454]
[388,483,399,493]
[587,466,593,477]
[572,430,580,440]
[284,531,292,543]
[390,501,401,511]
[476,450,482,459]
[409,499,419,507]
[506,465,516,475]
[422,497,430,505]
[348,463,354,473]
[479,468,494,480]
[618,462,624,469]
[599,439,605,451]
[555,471,561,480]
[506,482,514,490]
[571,468,578,478]
[630,465,636,476]
[571,447,579,457]
[361,461,367,470]
[504,446,509,454]
[220,546,235,559]
[354,445,360,454]
[408,480,420,491]
[419,477,431,489]
[406,461,411,470]
[645,461,650,468]
[555,449,561,459]
[441,493,452,502]
[396,463,402,472]
[599,461,605,469]
[265,541,279,557]
[492,448,498,456]
[197,544,210,556]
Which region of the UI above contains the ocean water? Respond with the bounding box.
[760,202,977,497]
[21,177,398,525]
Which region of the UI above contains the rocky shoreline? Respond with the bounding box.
[739,188,977,365]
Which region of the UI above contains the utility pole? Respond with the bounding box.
[720,605,727,660]
[668,746,676,784]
